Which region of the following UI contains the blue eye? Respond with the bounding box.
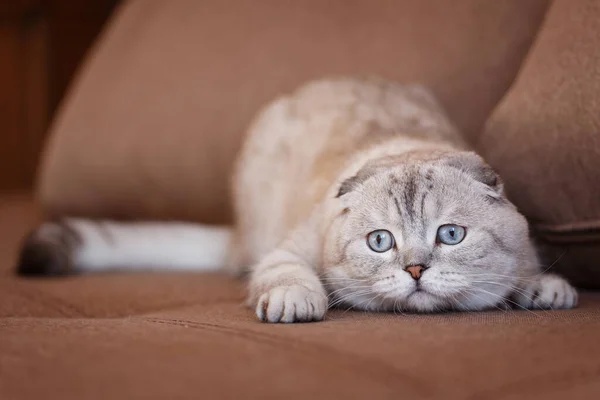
[436,225,466,245]
[367,230,395,253]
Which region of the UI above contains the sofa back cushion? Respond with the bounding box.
[479,0,600,288]
[37,0,548,224]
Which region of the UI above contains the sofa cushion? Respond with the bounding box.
[37,0,548,224]
[478,0,600,288]
[3,302,600,400]
[3,196,600,399]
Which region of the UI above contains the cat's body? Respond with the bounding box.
[18,77,577,322]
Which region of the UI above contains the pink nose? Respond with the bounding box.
[404,265,425,280]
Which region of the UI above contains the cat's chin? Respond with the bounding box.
[362,289,452,313]
[400,289,450,313]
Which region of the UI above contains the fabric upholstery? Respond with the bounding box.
[2,196,600,399]
[6,2,600,397]
[37,0,548,224]
[479,0,600,288]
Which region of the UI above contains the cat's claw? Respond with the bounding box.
[256,285,327,323]
[515,274,578,310]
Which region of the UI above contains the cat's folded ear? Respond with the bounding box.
[336,176,360,197]
[336,157,400,197]
[441,151,504,194]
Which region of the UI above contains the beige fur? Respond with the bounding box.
[17,77,577,323]
[230,77,577,321]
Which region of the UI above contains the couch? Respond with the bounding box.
[2,1,600,399]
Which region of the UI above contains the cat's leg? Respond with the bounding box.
[248,215,328,323]
[249,247,327,323]
[512,273,578,310]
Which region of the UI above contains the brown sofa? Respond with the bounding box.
[3,1,600,399]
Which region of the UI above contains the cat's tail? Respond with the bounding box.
[16,218,233,276]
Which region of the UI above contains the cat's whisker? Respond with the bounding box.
[468,280,549,312]
[320,277,370,283]
[459,276,556,313]
[341,291,380,314]
[326,284,373,299]
[330,283,371,295]
[537,251,566,275]
[467,287,542,317]
[460,288,504,310]
[361,292,383,312]
[468,279,529,297]
[464,288,515,313]
[392,298,400,316]
[328,289,374,309]
[321,276,368,282]
[344,295,372,314]
[456,272,541,283]
[320,276,369,280]
[323,279,373,300]
[518,251,566,273]
[395,297,409,316]
[452,293,479,314]
[460,289,509,313]
[460,251,567,282]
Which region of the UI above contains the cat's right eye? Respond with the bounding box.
[367,230,395,253]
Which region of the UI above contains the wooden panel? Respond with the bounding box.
[0,0,118,192]
[21,9,49,191]
[0,23,27,190]
[49,0,119,111]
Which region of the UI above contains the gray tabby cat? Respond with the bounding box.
[17,77,577,322]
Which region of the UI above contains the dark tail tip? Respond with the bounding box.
[16,230,73,277]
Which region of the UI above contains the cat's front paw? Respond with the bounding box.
[516,274,578,310]
[256,285,327,323]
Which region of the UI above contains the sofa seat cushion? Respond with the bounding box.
[2,196,600,399]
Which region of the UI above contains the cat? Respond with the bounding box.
[17,77,578,322]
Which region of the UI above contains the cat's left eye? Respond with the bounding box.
[436,224,466,245]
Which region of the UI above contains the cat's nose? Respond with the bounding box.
[404,265,426,280]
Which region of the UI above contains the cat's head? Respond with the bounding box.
[323,150,538,312]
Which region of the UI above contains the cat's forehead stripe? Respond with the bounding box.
[389,170,426,227]
[393,195,403,221]
[402,174,418,221]
[419,191,428,219]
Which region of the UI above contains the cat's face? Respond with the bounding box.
[323,151,538,313]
